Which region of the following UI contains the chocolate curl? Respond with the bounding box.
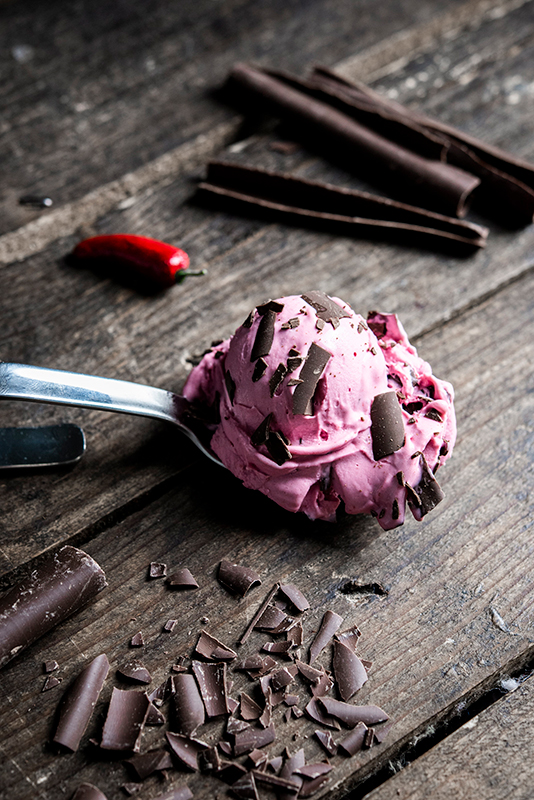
[53,654,110,751]
[200,162,487,251]
[309,66,534,227]
[0,546,107,669]
[228,63,480,218]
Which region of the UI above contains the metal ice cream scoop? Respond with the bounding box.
[0,363,223,467]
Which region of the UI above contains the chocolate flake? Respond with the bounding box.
[195,630,237,661]
[126,750,171,780]
[296,763,332,779]
[42,676,62,692]
[145,703,166,725]
[279,748,305,800]
[117,660,152,685]
[292,342,332,416]
[172,673,205,735]
[338,721,368,756]
[271,666,297,692]
[251,310,277,362]
[298,772,331,796]
[218,560,262,597]
[53,654,109,751]
[316,318,325,331]
[252,770,301,791]
[243,310,255,328]
[370,391,405,460]
[333,640,368,701]
[166,732,208,771]
[149,676,173,705]
[413,456,445,514]
[279,583,310,612]
[233,723,276,756]
[302,292,351,328]
[240,693,263,721]
[281,317,300,330]
[252,357,268,382]
[192,661,229,717]
[287,378,303,387]
[269,363,288,396]
[149,562,167,579]
[309,610,343,664]
[224,370,236,404]
[315,730,338,756]
[227,717,250,735]
[266,430,292,465]
[239,583,280,645]
[425,408,443,422]
[262,641,292,655]
[44,660,59,673]
[254,604,289,632]
[231,772,260,800]
[287,620,303,646]
[305,697,340,730]
[166,568,199,589]
[100,689,150,752]
[335,625,361,651]
[286,356,303,373]
[164,619,177,632]
[257,299,285,314]
[251,413,272,448]
[319,698,389,727]
[0,546,106,670]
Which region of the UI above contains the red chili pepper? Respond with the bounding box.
[72,234,204,288]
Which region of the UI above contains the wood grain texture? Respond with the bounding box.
[366,675,534,800]
[2,0,534,577]
[0,262,533,800]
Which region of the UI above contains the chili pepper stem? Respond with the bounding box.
[175,269,208,283]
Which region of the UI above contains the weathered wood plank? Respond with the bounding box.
[0,263,533,799]
[366,675,534,800]
[0,0,472,237]
[2,0,534,577]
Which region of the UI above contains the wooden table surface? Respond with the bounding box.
[1,1,533,798]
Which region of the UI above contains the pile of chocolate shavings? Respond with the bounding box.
[47,558,391,800]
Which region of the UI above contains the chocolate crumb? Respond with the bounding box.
[130,632,144,647]
[252,358,268,382]
[163,619,177,632]
[42,676,61,692]
[44,660,59,673]
[149,563,166,579]
[117,660,152,685]
[316,319,325,331]
[281,318,300,330]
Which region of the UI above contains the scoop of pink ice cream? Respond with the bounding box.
[183,292,456,529]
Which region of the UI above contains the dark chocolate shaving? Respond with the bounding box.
[425,408,443,422]
[266,430,292,465]
[338,721,368,756]
[262,640,292,655]
[100,689,150,752]
[315,730,338,756]
[412,456,444,514]
[309,610,343,664]
[293,342,332,416]
[279,748,305,800]
[195,630,237,661]
[239,583,279,645]
[370,391,405,460]
[44,660,59,673]
[70,785,107,800]
[218,560,262,597]
[335,625,361,651]
[126,750,171,780]
[255,604,289,631]
[252,771,301,791]
[0,546,106,670]
[166,568,199,589]
[319,698,389,727]
[231,772,260,800]
[166,732,208,771]
[192,661,228,717]
[243,310,255,328]
[53,654,109,752]
[279,583,310,612]
[257,299,285,314]
[287,356,303,373]
[172,673,205,735]
[302,292,351,327]
[145,703,165,725]
[305,697,340,730]
[117,660,152,685]
[163,619,177,632]
[42,676,61,691]
[281,317,300,330]
[252,357,268,382]
[251,310,277,362]
[332,640,368,701]
[240,693,263,721]
[269,363,288,396]
[234,723,276,756]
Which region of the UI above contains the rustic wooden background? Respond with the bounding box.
[1,0,533,798]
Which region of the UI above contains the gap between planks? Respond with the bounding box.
[0,0,529,268]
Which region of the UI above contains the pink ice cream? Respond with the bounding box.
[183,292,456,529]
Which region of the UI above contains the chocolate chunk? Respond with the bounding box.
[281,317,300,330]
[192,661,229,717]
[305,697,340,730]
[287,620,303,646]
[288,348,300,357]
[271,666,296,692]
[149,562,167,578]
[195,630,237,661]
[251,309,277,361]
[286,356,303,373]
[333,640,368,701]
[254,604,289,631]
[284,694,299,707]
[42,676,62,691]
[296,659,325,684]
[44,660,59,673]
[425,408,443,422]
[292,342,332,416]
[251,413,272,448]
[298,772,331,796]
[316,318,325,331]
[145,703,166,725]
[252,357,268,382]
[319,698,389,727]
[227,717,250,735]
[309,609,343,664]
[172,673,205,735]
[198,745,222,773]
[218,560,262,597]
[117,660,151,685]
[248,749,268,769]
[166,732,208,770]
[338,721,368,756]
[70,785,107,800]
[364,726,375,748]
[129,631,143,647]
[267,755,284,772]
[163,619,177,632]
[370,391,405,460]
[301,292,351,328]
[239,583,279,645]
[126,750,171,780]
[314,730,338,756]
[412,456,444,514]
[233,723,276,756]
[101,689,150,752]
[279,583,310,612]
[53,654,109,751]
[231,772,260,800]
[257,299,285,314]
[368,320,387,338]
[166,568,199,589]
[0,546,106,669]
[259,696,272,728]
[269,363,288,396]
[266,430,292,465]
[240,692,263,721]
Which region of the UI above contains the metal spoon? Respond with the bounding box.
[0,362,223,467]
